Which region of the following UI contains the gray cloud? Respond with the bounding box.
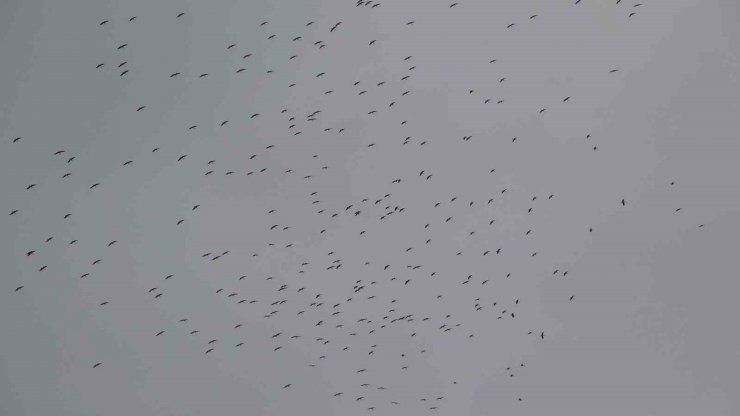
[1,0,738,415]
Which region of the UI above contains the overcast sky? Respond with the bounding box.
[1,0,739,415]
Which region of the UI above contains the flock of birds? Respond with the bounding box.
[5,0,700,413]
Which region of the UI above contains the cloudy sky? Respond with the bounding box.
[1,0,739,415]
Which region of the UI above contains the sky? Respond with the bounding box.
[1,0,739,415]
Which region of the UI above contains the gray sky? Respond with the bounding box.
[1,0,739,415]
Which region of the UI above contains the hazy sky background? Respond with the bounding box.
[1,0,739,415]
